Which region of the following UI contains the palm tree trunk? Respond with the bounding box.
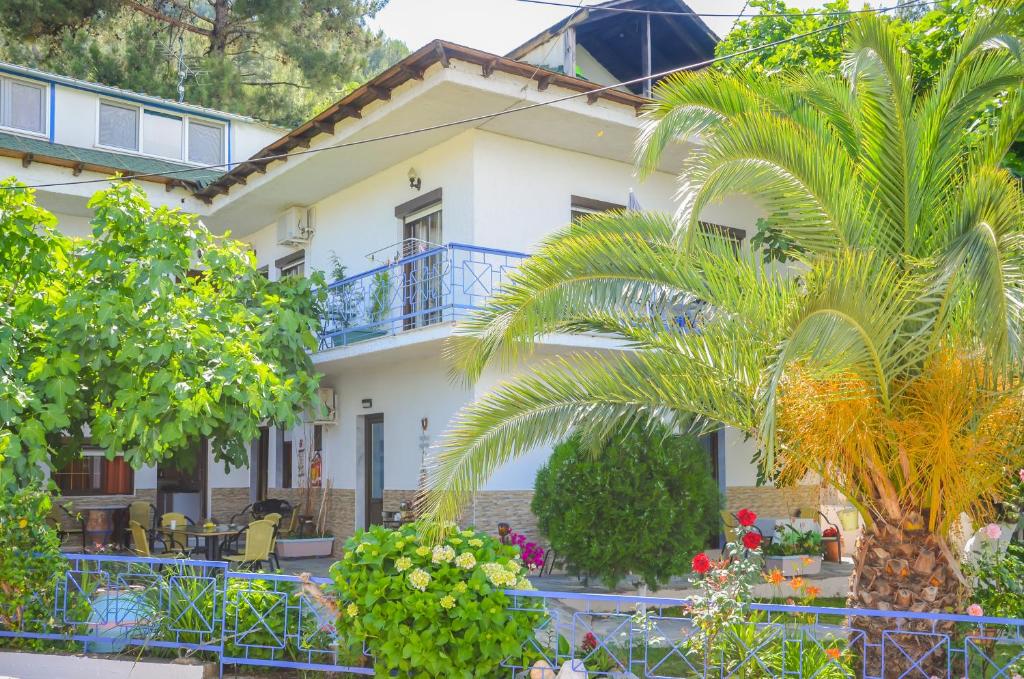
[847,521,966,677]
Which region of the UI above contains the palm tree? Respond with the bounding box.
[422,6,1024,670]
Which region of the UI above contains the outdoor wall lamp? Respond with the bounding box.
[362,398,373,409]
[407,167,422,191]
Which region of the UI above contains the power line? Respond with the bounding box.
[514,0,930,18]
[6,17,856,193]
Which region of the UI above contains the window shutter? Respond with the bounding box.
[9,81,44,133]
[188,120,223,165]
[99,102,139,150]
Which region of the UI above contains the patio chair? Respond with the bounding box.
[277,505,301,538]
[159,512,195,553]
[128,501,157,540]
[225,519,279,571]
[228,503,255,526]
[252,499,293,519]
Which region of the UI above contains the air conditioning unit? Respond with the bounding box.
[277,206,315,246]
[314,387,336,425]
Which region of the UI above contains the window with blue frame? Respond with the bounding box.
[98,98,225,165]
[1,75,46,135]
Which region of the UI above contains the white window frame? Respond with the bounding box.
[0,74,48,138]
[95,97,226,166]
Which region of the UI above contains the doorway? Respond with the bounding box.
[253,426,269,502]
[156,439,208,520]
[363,414,384,528]
[402,205,442,329]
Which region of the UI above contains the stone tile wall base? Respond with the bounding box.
[724,485,822,519]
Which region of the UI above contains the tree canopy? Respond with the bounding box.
[0,180,324,490]
[0,1,407,127]
[716,0,1024,174]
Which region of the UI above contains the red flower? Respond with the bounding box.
[823,527,839,538]
[581,632,598,652]
[736,508,757,527]
[692,553,712,574]
[742,531,762,550]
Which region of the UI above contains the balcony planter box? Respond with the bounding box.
[276,536,335,559]
[764,554,822,577]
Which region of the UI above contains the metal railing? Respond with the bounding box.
[318,242,527,350]
[4,554,1024,677]
[502,588,1024,678]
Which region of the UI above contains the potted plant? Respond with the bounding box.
[822,526,841,562]
[276,480,335,558]
[764,524,823,576]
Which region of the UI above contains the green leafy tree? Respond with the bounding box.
[423,8,1024,674]
[0,179,323,489]
[716,0,1024,174]
[0,1,407,127]
[532,428,720,590]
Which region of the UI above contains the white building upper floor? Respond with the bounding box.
[4,1,762,365]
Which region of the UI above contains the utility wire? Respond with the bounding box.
[6,15,863,192]
[514,0,930,18]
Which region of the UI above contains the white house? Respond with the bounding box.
[16,0,824,554]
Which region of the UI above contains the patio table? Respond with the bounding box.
[159,526,240,561]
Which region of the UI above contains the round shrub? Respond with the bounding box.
[328,522,544,678]
[532,426,720,589]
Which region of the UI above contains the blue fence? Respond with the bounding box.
[318,242,527,350]
[3,554,1024,677]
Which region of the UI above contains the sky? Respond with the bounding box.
[369,0,835,55]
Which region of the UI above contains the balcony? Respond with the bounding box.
[318,242,528,350]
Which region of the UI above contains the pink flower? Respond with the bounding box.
[984,523,1002,540]
[1018,468,1024,483]
[967,603,984,617]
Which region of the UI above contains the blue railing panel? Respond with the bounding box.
[318,242,528,350]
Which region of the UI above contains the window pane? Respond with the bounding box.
[143,110,183,160]
[99,102,138,150]
[188,120,223,165]
[9,81,44,133]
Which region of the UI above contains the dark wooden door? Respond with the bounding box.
[364,414,384,528]
[255,426,269,502]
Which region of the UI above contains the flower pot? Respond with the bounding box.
[822,538,842,563]
[764,554,822,576]
[838,508,860,531]
[275,536,335,558]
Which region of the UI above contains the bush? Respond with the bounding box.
[0,485,64,631]
[531,426,720,589]
[328,522,544,678]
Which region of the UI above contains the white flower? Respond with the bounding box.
[455,552,476,570]
[432,545,455,564]
[408,568,431,591]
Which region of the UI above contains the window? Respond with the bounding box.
[188,119,223,165]
[143,110,184,160]
[3,78,46,134]
[99,101,139,150]
[570,195,625,222]
[98,100,224,164]
[52,448,134,496]
[276,250,305,278]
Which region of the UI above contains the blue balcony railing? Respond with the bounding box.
[318,242,528,350]
[4,553,1024,677]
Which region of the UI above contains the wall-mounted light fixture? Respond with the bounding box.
[361,398,373,409]
[407,167,422,191]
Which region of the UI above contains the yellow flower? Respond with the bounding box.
[468,538,484,548]
[461,529,475,538]
[454,552,477,570]
[355,543,366,554]
[395,557,413,572]
[346,602,359,617]
[481,562,517,587]
[506,560,521,573]
[18,518,28,529]
[408,568,431,591]
[453,581,468,593]
[516,577,534,591]
[449,537,463,545]
[432,545,455,564]
[416,546,431,557]
[395,540,405,549]
[439,595,456,610]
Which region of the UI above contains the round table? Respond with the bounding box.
[181,526,243,561]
